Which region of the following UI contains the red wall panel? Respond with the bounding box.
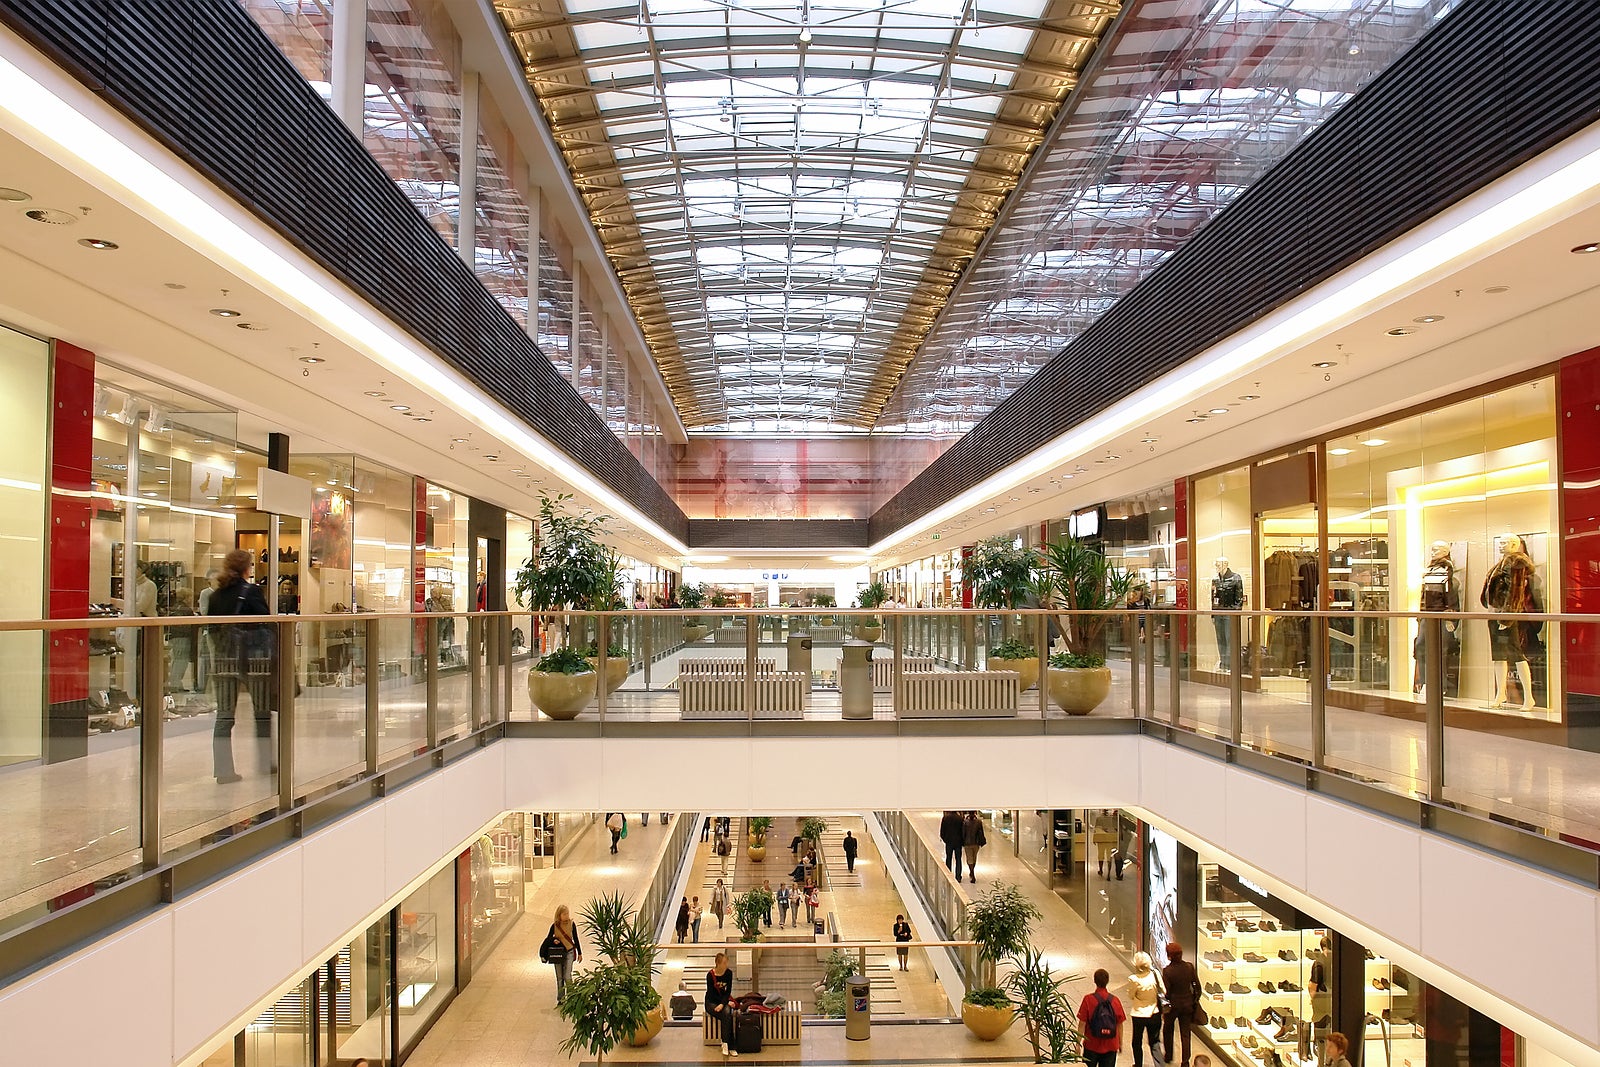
[48,341,95,704]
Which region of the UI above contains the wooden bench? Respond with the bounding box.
[679,657,775,679]
[871,656,937,691]
[680,672,808,718]
[703,1006,802,1046]
[899,670,1020,716]
[711,625,749,646]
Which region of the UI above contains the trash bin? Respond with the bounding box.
[840,639,873,719]
[787,633,812,690]
[844,974,870,1040]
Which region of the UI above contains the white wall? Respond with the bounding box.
[3,735,1598,1066]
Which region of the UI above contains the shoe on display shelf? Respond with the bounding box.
[1229,982,1251,995]
[1259,920,1278,931]
[1205,982,1224,995]
[1277,949,1297,961]
[1235,920,1258,932]
[1257,981,1276,994]
[1235,1017,1250,1028]
[1242,952,1268,963]
[1204,951,1225,964]
[1255,1008,1278,1025]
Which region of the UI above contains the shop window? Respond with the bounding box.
[1192,464,1252,675]
[422,483,468,666]
[396,863,456,1046]
[468,814,525,964]
[0,325,48,766]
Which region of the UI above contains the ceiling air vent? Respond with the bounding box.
[24,208,78,226]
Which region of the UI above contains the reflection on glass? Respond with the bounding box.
[397,864,456,1048]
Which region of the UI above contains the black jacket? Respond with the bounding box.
[939,811,965,846]
[842,835,858,857]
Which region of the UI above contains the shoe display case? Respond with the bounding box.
[1361,952,1422,1067]
[1197,863,1328,1067]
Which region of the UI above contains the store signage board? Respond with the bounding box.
[1215,866,1303,926]
[256,468,312,519]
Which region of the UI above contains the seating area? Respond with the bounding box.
[898,669,1020,717]
[701,1007,803,1046]
[678,657,776,679]
[679,673,809,718]
[871,656,937,691]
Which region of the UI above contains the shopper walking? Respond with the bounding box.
[939,810,966,879]
[776,883,792,928]
[702,815,713,842]
[1126,952,1163,1067]
[607,812,624,854]
[542,903,582,1004]
[1078,968,1127,1067]
[1161,942,1200,1067]
[711,879,728,930]
[962,811,987,884]
[804,881,820,925]
[207,548,273,784]
[761,878,774,927]
[707,951,737,1057]
[842,830,858,872]
[690,896,704,943]
[675,896,691,943]
[893,914,913,971]
[642,812,651,825]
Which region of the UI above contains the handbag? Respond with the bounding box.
[540,931,567,965]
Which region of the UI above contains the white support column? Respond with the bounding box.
[457,71,480,263]
[527,183,542,344]
[331,0,368,135]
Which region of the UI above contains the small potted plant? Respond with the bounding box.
[746,815,774,862]
[528,646,597,720]
[733,884,774,942]
[853,581,888,642]
[988,636,1041,694]
[962,985,1016,1042]
[967,535,1042,689]
[678,583,707,642]
[812,591,837,626]
[559,892,663,1060]
[515,494,615,718]
[1040,537,1134,715]
[1004,946,1083,1063]
[798,815,827,849]
[962,880,1041,1039]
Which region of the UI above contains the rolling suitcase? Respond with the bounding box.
[734,1011,763,1054]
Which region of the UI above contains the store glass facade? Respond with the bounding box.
[0,325,48,767]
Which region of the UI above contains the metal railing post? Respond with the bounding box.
[1037,612,1049,718]
[1310,614,1327,770]
[364,618,380,774]
[1228,614,1243,746]
[1130,611,1141,715]
[502,614,514,722]
[468,615,485,732]
[139,622,165,870]
[744,611,757,728]
[426,617,440,749]
[1143,613,1157,719]
[892,614,904,720]
[596,614,609,724]
[1424,616,1445,803]
[277,619,297,811]
[1168,614,1181,726]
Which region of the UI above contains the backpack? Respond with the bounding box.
[1088,992,1119,1039]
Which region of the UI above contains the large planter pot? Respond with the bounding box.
[747,838,767,862]
[986,655,1039,692]
[682,624,708,644]
[853,624,882,643]
[527,669,596,720]
[1046,665,1112,715]
[585,655,630,695]
[629,1003,666,1047]
[817,615,835,626]
[962,1001,1015,1041]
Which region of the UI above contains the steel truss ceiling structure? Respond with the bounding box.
[496,0,1119,430]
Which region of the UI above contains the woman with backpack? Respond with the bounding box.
[1078,968,1127,1067]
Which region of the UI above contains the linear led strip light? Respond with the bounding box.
[0,35,688,557]
[871,116,1600,558]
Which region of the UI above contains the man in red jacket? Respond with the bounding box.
[1078,968,1127,1067]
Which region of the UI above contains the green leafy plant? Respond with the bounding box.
[515,494,618,655]
[1003,947,1083,1063]
[733,886,774,942]
[578,641,631,659]
[814,949,855,1017]
[557,892,662,1065]
[746,815,774,845]
[965,881,1042,986]
[678,583,707,610]
[535,646,597,675]
[856,581,889,610]
[707,587,732,609]
[814,988,846,1018]
[1039,536,1135,658]
[1049,650,1106,670]
[811,592,836,609]
[990,637,1038,660]
[963,985,1013,1009]
[798,816,828,844]
[967,536,1040,611]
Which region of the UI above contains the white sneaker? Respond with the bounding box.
[721,1044,730,1057]
[730,1051,739,1058]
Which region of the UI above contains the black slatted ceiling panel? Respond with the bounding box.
[687,520,869,550]
[2,0,688,542]
[869,0,1600,545]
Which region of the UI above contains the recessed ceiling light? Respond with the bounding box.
[163,282,186,290]
[1361,438,1388,447]
[412,416,432,423]
[1312,360,1338,369]
[236,322,266,331]
[231,448,246,455]
[1386,326,1418,336]
[1571,242,1600,254]
[364,389,385,397]
[1329,447,1354,456]
[0,188,30,202]
[1237,394,1260,401]
[298,355,326,364]
[485,454,500,461]
[142,491,158,497]
[155,465,169,471]
[76,237,118,250]
[1158,505,1169,512]
[390,404,410,412]
[451,437,469,443]
[1208,407,1229,415]
[23,207,76,226]
[1483,285,1510,294]
[194,437,213,444]
[1413,314,1445,324]
[1186,417,1205,423]
[209,308,241,317]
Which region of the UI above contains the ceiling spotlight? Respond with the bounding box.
[1386,326,1418,336]
[389,404,410,412]
[1360,438,1388,447]
[1312,360,1338,369]
[1237,393,1260,401]
[1329,447,1354,456]
[1186,417,1205,424]
[798,26,812,43]
[236,322,267,331]
[364,390,385,397]
[1208,407,1229,415]
[451,437,469,443]
[209,308,242,317]
[0,188,30,202]
[76,237,118,250]
[163,282,186,290]
[298,355,326,364]
[1483,285,1510,294]
[484,454,500,462]
[1347,44,1361,55]
[412,416,432,423]
[1413,314,1445,324]
[1571,242,1600,254]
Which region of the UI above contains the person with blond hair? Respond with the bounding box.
[543,903,582,1003]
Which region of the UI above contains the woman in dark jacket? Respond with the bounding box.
[706,951,737,1056]
[675,896,691,943]
[206,548,272,783]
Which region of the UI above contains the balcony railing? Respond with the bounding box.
[2,607,1597,982]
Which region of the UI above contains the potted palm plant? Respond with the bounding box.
[746,815,774,862]
[967,535,1041,691]
[559,891,663,1060]
[678,583,708,643]
[961,881,1041,1040]
[733,885,774,942]
[583,552,630,695]
[812,591,837,626]
[1004,947,1083,1063]
[853,581,888,642]
[514,494,613,719]
[1040,536,1135,715]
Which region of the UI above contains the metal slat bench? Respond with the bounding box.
[702,1006,803,1046]
[679,672,808,719]
[898,670,1021,716]
[871,656,937,691]
[678,658,776,679]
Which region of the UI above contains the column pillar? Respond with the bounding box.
[457,71,480,262]
[331,0,369,135]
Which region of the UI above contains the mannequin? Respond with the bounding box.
[1413,541,1461,696]
[1211,557,1244,672]
[1479,535,1541,710]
